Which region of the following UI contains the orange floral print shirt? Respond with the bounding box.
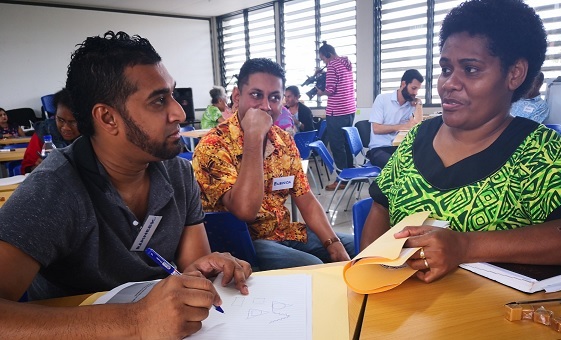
[192,113,310,242]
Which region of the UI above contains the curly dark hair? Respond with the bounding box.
[237,58,286,91]
[65,31,161,136]
[439,0,547,102]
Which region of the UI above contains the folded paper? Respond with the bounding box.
[343,212,430,294]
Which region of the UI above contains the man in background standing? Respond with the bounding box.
[316,41,356,191]
[367,69,424,168]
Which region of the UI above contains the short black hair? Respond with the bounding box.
[53,88,73,112]
[237,58,286,91]
[285,85,300,97]
[401,69,424,85]
[440,0,547,102]
[66,31,162,136]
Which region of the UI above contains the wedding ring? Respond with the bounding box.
[419,247,426,259]
[424,259,430,269]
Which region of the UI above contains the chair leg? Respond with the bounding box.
[325,180,344,213]
[308,167,321,195]
[329,180,354,224]
[345,182,363,211]
[311,154,324,188]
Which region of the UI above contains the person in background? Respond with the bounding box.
[201,85,228,129]
[366,69,424,168]
[21,88,81,173]
[193,58,354,271]
[0,107,25,138]
[360,0,561,283]
[315,41,356,191]
[285,86,314,132]
[0,31,251,339]
[510,71,550,123]
[274,106,297,136]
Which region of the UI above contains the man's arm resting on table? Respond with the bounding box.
[372,118,418,135]
[0,240,223,339]
[294,191,350,262]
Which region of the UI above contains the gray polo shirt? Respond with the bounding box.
[0,137,205,300]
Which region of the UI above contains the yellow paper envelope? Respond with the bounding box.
[343,211,430,294]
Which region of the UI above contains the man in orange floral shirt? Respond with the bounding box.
[193,58,354,270]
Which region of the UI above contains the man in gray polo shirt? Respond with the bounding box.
[367,69,424,168]
[0,31,251,339]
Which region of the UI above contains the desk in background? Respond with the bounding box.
[0,148,26,162]
[360,268,561,339]
[180,128,211,151]
[392,130,408,146]
[0,137,31,145]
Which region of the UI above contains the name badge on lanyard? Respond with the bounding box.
[272,175,295,191]
[130,215,162,251]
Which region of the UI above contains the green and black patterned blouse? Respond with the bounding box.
[369,116,561,231]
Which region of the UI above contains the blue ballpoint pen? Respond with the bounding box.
[144,247,224,313]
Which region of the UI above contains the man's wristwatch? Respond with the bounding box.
[323,236,341,248]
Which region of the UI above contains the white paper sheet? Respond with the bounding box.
[191,273,312,340]
[93,273,312,340]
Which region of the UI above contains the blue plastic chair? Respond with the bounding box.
[545,124,561,134]
[41,94,56,118]
[352,197,373,252]
[203,211,258,268]
[178,151,193,161]
[180,125,198,152]
[354,120,371,149]
[309,140,380,223]
[293,130,320,195]
[342,126,373,167]
[317,120,327,140]
[5,160,22,177]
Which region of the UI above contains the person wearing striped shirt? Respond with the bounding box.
[315,41,356,191]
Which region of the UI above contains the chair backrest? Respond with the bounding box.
[180,125,196,151]
[203,211,258,267]
[178,151,193,161]
[354,120,371,148]
[41,94,56,118]
[545,124,561,134]
[6,160,22,177]
[6,108,38,128]
[342,127,364,159]
[352,197,373,252]
[293,130,318,159]
[317,120,327,140]
[308,140,336,174]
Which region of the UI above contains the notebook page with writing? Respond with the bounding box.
[189,273,312,340]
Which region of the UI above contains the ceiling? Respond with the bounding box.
[6,0,272,18]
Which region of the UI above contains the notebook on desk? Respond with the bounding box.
[459,262,561,293]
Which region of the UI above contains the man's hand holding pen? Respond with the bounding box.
[132,271,221,339]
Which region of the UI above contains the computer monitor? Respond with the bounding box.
[173,87,196,123]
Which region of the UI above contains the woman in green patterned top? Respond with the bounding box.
[201,86,228,129]
[361,0,561,283]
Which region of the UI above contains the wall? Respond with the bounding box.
[0,3,214,117]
